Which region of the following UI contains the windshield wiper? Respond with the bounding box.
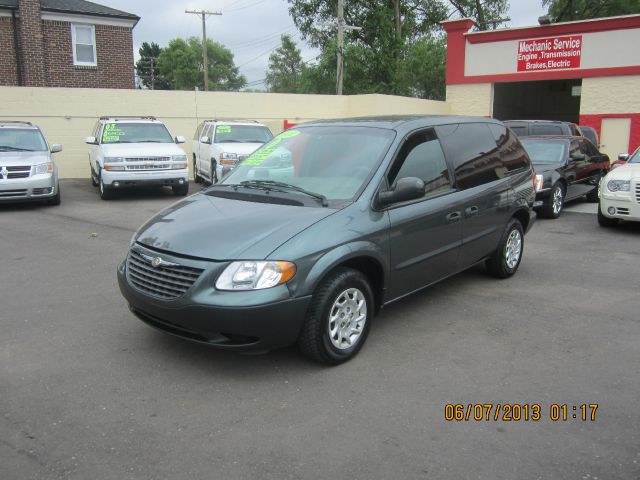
[0,146,34,151]
[218,139,241,143]
[240,180,328,207]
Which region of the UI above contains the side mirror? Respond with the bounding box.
[570,153,586,161]
[175,135,186,144]
[618,153,629,162]
[200,136,210,144]
[50,144,62,153]
[85,136,97,145]
[377,177,425,208]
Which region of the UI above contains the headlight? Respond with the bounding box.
[216,261,296,290]
[534,174,544,192]
[104,157,124,163]
[220,152,238,166]
[607,180,630,192]
[33,162,54,175]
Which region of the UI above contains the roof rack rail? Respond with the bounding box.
[202,118,259,123]
[0,120,33,126]
[99,116,157,121]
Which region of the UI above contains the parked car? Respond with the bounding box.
[0,120,61,205]
[521,136,610,218]
[580,126,599,148]
[505,119,583,137]
[598,147,640,227]
[192,120,273,184]
[118,116,536,365]
[86,116,189,200]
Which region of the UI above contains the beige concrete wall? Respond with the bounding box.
[580,75,640,114]
[446,83,493,117]
[0,87,449,178]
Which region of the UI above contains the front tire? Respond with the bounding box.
[541,183,565,219]
[299,268,374,365]
[90,165,99,187]
[172,183,189,196]
[210,160,218,184]
[193,157,202,184]
[585,173,602,203]
[597,202,618,227]
[486,219,524,279]
[47,186,61,206]
[99,176,113,200]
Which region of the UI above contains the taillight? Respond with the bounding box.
[533,173,544,192]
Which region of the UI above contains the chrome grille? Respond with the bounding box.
[0,189,28,197]
[635,182,640,204]
[1,166,31,179]
[125,164,172,171]
[238,155,248,162]
[125,156,170,163]
[126,249,203,300]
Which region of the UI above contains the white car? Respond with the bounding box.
[192,120,273,184]
[0,121,62,205]
[86,116,189,200]
[598,148,640,226]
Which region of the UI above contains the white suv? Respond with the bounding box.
[86,116,189,200]
[192,120,273,184]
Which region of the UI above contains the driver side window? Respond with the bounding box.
[389,129,452,197]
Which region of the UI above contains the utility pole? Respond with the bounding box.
[335,0,361,95]
[149,57,155,90]
[185,9,222,91]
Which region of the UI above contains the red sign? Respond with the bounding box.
[517,35,582,72]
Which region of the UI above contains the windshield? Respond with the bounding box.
[101,123,174,144]
[214,125,273,144]
[0,128,47,152]
[221,126,395,201]
[628,148,640,164]
[521,139,567,164]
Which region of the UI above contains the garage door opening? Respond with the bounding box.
[493,79,582,123]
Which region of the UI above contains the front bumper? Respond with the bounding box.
[117,246,312,352]
[599,194,640,222]
[101,169,189,188]
[0,173,57,202]
[533,189,551,208]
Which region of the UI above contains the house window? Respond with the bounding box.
[71,24,97,66]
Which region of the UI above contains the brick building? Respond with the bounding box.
[0,0,139,89]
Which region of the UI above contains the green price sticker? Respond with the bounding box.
[216,125,232,133]
[278,129,300,139]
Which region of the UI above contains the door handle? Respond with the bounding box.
[465,206,479,217]
[446,211,462,223]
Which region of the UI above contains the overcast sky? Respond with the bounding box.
[105,0,547,88]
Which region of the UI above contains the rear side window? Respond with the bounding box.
[389,129,452,197]
[509,126,528,137]
[489,124,531,174]
[531,124,563,135]
[437,123,504,190]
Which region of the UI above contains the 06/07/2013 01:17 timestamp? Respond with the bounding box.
[444,404,599,422]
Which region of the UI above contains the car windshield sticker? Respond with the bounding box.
[242,130,301,166]
[217,125,232,134]
[102,124,125,143]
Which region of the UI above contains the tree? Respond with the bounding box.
[396,37,447,100]
[543,0,640,22]
[157,37,246,91]
[265,35,305,93]
[135,42,171,90]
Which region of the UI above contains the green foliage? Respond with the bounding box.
[157,37,246,91]
[543,0,640,21]
[265,35,305,93]
[283,0,508,98]
[135,42,170,90]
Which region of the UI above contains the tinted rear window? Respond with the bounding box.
[531,124,564,136]
[489,124,531,174]
[437,123,504,190]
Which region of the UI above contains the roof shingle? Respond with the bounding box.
[0,0,138,20]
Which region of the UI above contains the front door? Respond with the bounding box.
[386,128,462,300]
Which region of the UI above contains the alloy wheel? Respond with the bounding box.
[504,229,522,269]
[328,288,367,350]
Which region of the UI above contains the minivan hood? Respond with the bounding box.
[0,151,50,166]
[136,193,336,260]
[100,143,186,157]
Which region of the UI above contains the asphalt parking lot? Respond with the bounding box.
[2,179,639,480]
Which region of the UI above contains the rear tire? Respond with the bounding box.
[486,219,524,279]
[541,183,564,219]
[597,202,618,227]
[299,268,374,365]
[193,157,202,184]
[172,183,189,196]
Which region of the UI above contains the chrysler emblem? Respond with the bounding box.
[151,256,163,268]
[0,166,7,179]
